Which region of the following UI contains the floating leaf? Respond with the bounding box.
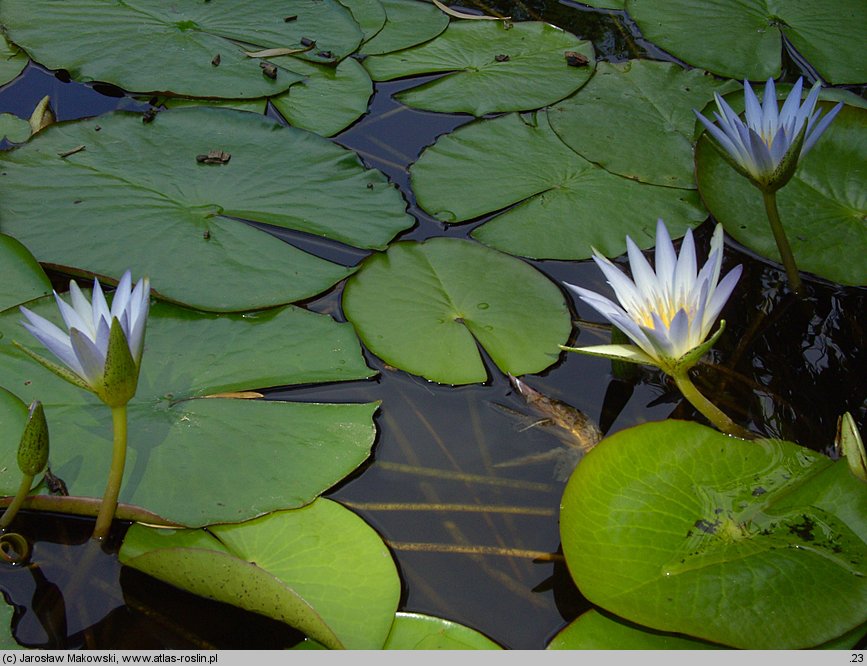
[0,114,31,144]
[548,60,740,188]
[0,107,414,312]
[382,612,504,649]
[624,0,867,84]
[0,0,364,97]
[357,0,449,56]
[342,238,571,385]
[0,234,51,312]
[410,112,705,260]
[363,21,594,116]
[0,34,27,87]
[0,387,29,495]
[695,102,867,286]
[338,0,388,43]
[547,610,721,650]
[0,597,21,649]
[0,293,378,527]
[165,56,373,137]
[120,499,401,649]
[560,420,867,649]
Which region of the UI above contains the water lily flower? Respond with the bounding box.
[694,77,842,193]
[564,219,741,373]
[562,220,750,438]
[18,271,150,407]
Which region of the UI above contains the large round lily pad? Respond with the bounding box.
[624,0,867,84]
[548,60,740,188]
[0,292,378,527]
[0,107,414,312]
[547,610,720,650]
[410,112,706,260]
[120,499,401,649]
[560,419,867,649]
[695,102,866,286]
[338,0,388,43]
[362,20,595,116]
[357,0,449,56]
[342,238,572,385]
[0,0,364,98]
[0,35,27,88]
[382,613,503,649]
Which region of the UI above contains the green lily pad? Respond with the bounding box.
[0,0,364,98]
[624,0,867,84]
[165,56,373,137]
[357,0,449,56]
[0,235,51,312]
[363,21,595,116]
[695,102,867,286]
[0,292,379,527]
[0,113,31,144]
[0,34,28,88]
[0,107,414,312]
[560,420,867,649]
[119,499,401,649]
[342,237,572,385]
[0,597,21,649]
[547,610,721,650]
[548,60,740,188]
[338,0,388,43]
[410,112,706,260]
[382,612,503,649]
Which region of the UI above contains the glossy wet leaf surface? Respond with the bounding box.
[342,238,571,385]
[363,20,594,116]
[695,102,867,286]
[382,612,504,649]
[547,609,720,650]
[0,107,414,311]
[120,499,400,649]
[357,0,448,56]
[624,0,867,84]
[0,0,364,97]
[548,60,740,188]
[411,112,705,260]
[0,235,51,312]
[0,293,378,527]
[560,420,867,649]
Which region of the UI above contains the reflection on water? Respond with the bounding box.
[0,1,865,650]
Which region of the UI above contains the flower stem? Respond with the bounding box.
[762,189,803,295]
[672,369,753,440]
[92,404,128,541]
[0,474,34,531]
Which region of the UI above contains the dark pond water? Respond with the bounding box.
[1,0,865,650]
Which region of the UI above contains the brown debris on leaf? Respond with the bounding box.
[564,51,589,67]
[196,149,231,165]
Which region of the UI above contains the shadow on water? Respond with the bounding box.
[0,1,865,650]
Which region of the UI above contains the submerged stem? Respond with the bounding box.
[673,370,753,440]
[762,189,804,296]
[92,404,128,541]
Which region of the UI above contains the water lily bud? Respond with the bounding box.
[17,400,49,477]
[836,412,867,483]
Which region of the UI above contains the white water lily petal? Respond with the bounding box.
[19,270,151,404]
[695,77,843,191]
[565,219,741,373]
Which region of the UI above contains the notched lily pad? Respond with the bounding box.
[560,420,867,649]
[0,0,364,97]
[548,60,741,188]
[120,499,401,649]
[357,0,449,56]
[0,107,414,312]
[624,0,867,84]
[0,293,379,527]
[363,20,595,116]
[0,234,52,312]
[342,238,572,385]
[410,112,706,260]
